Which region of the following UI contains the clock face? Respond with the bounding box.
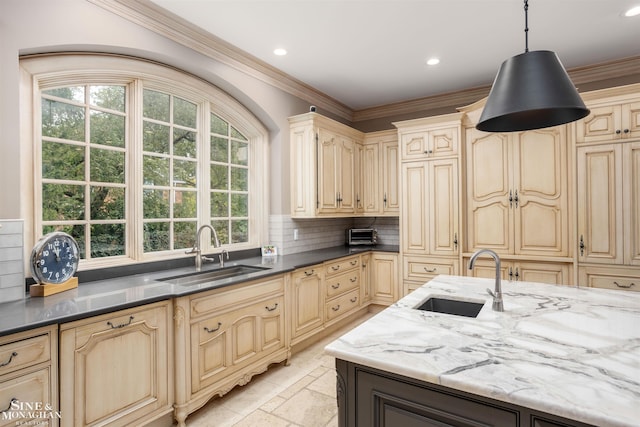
[30,232,80,285]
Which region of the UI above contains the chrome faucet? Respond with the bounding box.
[219,249,229,268]
[186,224,221,271]
[468,249,504,312]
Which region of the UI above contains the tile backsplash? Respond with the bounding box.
[0,219,25,303]
[269,215,399,255]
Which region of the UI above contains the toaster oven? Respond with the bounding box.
[346,228,378,246]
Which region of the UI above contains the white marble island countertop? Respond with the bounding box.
[325,275,640,427]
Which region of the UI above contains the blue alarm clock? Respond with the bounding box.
[30,232,80,285]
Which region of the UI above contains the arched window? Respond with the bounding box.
[21,54,268,269]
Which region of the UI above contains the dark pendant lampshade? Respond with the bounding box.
[476,50,590,132]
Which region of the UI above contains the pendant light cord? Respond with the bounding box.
[524,0,529,52]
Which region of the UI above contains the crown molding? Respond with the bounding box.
[85,0,640,124]
[87,0,354,120]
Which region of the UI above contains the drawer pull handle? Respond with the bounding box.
[350,261,358,266]
[332,283,341,289]
[304,269,315,276]
[1,398,18,414]
[265,303,279,311]
[0,352,18,368]
[204,322,222,333]
[332,266,340,271]
[350,297,358,303]
[350,277,357,282]
[332,305,341,312]
[424,267,437,273]
[614,281,635,289]
[107,316,134,329]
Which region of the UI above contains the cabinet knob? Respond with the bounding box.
[616,129,622,134]
[624,129,630,134]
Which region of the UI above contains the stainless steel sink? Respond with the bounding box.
[159,265,270,286]
[415,297,484,318]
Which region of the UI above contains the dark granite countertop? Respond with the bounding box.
[0,245,397,337]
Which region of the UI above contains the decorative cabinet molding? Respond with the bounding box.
[59,301,172,427]
[465,126,569,258]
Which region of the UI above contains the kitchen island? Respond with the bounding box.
[325,275,640,427]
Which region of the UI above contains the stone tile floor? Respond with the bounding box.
[184,313,374,427]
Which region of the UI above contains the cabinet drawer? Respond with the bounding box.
[325,270,360,299]
[325,256,360,277]
[325,289,360,322]
[403,256,457,282]
[0,367,53,427]
[190,276,284,318]
[579,266,640,292]
[0,335,50,377]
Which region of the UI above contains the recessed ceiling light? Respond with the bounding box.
[426,58,440,66]
[624,5,640,16]
[274,48,287,56]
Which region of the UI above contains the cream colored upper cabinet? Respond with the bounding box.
[317,130,356,214]
[289,113,364,218]
[381,140,400,214]
[465,126,569,257]
[400,125,459,160]
[576,100,640,144]
[577,141,640,265]
[402,159,459,256]
[360,130,399,216]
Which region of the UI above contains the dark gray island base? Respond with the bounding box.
[335,359,594,427]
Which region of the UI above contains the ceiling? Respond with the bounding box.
[149,0,640,111]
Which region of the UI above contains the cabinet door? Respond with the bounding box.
[337,137,357,213]
[371,253,398,305]
[317,129,340,212]
[577,144,623,264]
[400,127,458,161]
[381,140,400,214]
[360,143,380,214]
[465,129,512,253]
[514,261,570,285]
[576,104,620,144]
[621,101,640,140]
[401,162,427,253]
[429,159,459,255]
[192,295,285,392]
[360,254,372,303]
[290,266,324,343]
[0,369,53,427]
[290,124,316,217]
[512,127,568,256]
[59,302,171,427]
[624,142,640,265]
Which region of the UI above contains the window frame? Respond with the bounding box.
[20,54,269,271]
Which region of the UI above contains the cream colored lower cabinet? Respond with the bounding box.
[59,301,172,427]
[324,255,362,325]
[289,265,325,345]
[578,265,640,292]
[403,255,459,295]
[370,253,399,305]
[466,258,571,285]
[0,325,58,427]
[173,276,288,427]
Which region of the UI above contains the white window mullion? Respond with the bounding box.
[129,79,144,260]
[199,102,212,253]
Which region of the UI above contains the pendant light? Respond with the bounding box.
[476,0,590,132]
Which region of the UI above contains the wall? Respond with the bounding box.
[0,0,311,223]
